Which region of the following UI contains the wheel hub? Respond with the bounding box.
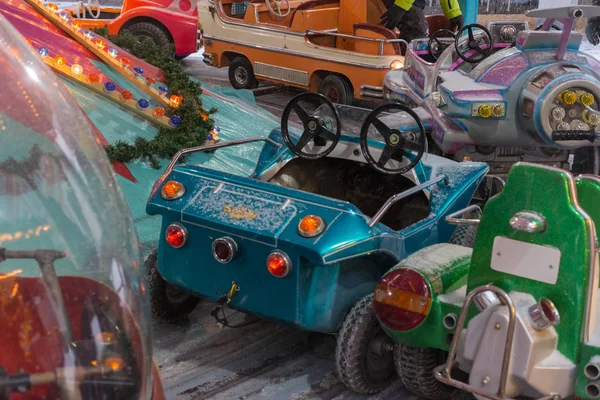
[235,67,248,85]
[307,118,320,134]
[387,130,403,147]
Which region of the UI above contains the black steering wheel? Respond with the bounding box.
[428,29,456,60]
[455,23,494,64]
[359,103,426,175]
[281,92,342,159]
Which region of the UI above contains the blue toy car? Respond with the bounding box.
[145,93,489,393]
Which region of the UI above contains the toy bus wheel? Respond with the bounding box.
[229,57,259,90]
[319,75,353,105]
[335,294,396,394]
[394,344,462,400]
[146,249,200,322]
[124,22,172,50]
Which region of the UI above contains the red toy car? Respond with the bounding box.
[65,0,201,58]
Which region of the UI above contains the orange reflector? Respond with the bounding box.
[298,215,325,238]
[95,332,116,344]
[161,180,185,200]
[103,357,125,371]
[374,283,431,316]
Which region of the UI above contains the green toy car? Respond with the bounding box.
[373,162,600,400]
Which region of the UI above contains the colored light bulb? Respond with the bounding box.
[580,92,595,107]
[104,81,116,92]
[120,90,133,101]
[137,98,149,109]
[158,86,168,96]
[169,115,182,127]
[145,76,156,85]
[38,47,49,57]
[95,39,105,49]
[72,22,81,30]
[71,64,83,76]
[133,67,144,77]
[84,30,93,40]
[560,90,577,105]
[478,104,492,118]
[47,3,58,11]
[54,55,66,66]
[120,57,131,68]
[88,73,100,83]
[153,107,166,117]
[59,12,70,21]
[169,94,182,108]
[107,48,118,58]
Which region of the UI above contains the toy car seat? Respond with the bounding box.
[439,162,598,399]
[425,15,452,34]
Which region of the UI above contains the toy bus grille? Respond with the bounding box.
[231,2,248,15]
[254,62,309,86]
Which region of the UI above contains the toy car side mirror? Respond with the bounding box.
[445,204,481,226]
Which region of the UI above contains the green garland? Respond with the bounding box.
[93,28,216,168]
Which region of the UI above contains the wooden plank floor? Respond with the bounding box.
[153,303,415,400]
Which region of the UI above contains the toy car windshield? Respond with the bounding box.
[0,19,152,400]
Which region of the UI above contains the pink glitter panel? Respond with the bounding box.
[480,54,529,86]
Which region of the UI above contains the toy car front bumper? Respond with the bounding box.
[203,52,215,66]
[360,84,383,99]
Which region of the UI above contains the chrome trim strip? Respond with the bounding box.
[203,35,393,70]
[445,204,482,226]
[254,62,309,86]
[306,29,408,56]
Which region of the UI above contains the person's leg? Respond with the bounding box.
[398,7,428,43]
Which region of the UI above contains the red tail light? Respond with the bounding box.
[373,268,432,331]
[267,251,291,278]
[165,223,187,248]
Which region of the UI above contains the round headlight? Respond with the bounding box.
[390,60,404,70]
[500,25,518,42]
[551,107,566,121]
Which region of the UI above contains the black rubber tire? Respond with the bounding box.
[319,75,353,105]
[335,294,396,395]
[123,22,172,50]
[228,57,258,89]
[394,344,461,400]
[146,249,200,322]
